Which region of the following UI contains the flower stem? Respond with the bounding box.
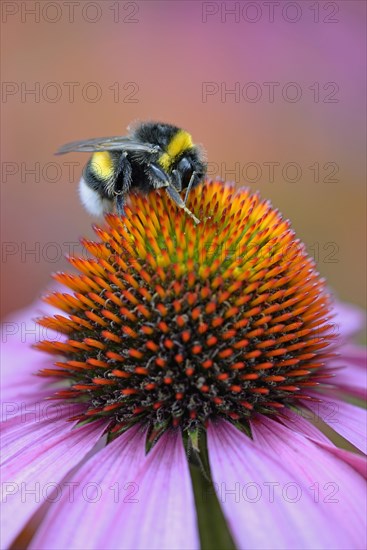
[187,430,237,550]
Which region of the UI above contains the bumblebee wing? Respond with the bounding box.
[56,136,159,155]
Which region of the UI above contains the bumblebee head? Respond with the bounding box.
[143,125,207,190]
[170,146,207,191]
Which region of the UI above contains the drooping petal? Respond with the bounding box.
[1,406,106,549]
[313,440,367,478]
[30,427,199,550]
[278,407,331,443]
[329,345,367,400]
[279,408,367,477]
[306,395,367,454]
[208,419,361,550]
[250,415,366,548]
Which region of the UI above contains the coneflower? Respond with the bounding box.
[1,181,366,550]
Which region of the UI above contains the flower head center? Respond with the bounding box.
[38,182,334,434]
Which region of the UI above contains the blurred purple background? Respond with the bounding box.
[1,0,366,318]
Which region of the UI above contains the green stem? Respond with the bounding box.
[187,430,237,550]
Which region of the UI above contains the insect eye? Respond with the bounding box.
[176,157,191,173]
[176,157,194,189]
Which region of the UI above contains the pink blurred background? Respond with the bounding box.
[1,0,366,318]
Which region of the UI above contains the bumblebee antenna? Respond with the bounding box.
[165,185,200,224]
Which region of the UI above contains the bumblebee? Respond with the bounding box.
[56,121,207,224]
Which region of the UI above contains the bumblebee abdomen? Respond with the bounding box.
[89,151,116,181]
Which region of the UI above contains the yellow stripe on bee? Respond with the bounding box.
[90,152,114,180]
[159,130,193,170]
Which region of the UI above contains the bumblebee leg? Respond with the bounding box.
[114,154,132,217]
[148,164,170,189]
[184,171,196,204]
[171,169,182,192]
[115,194,126,216]
[165,185,200,224]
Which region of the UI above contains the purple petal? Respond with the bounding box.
[251,415,366,548]
[1,408,106,548]
[313,440,367,478]
[278,407,332,443]
[279,408,367,477]
[208,419,364,549]
[30,427,199,550]
[0,334,59,410]
[0,361,64,422]
[329,345,367,400]
[1,295,66,410]
[306,395,367,454]
[1,401,85,464]
[332,301,365,340]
